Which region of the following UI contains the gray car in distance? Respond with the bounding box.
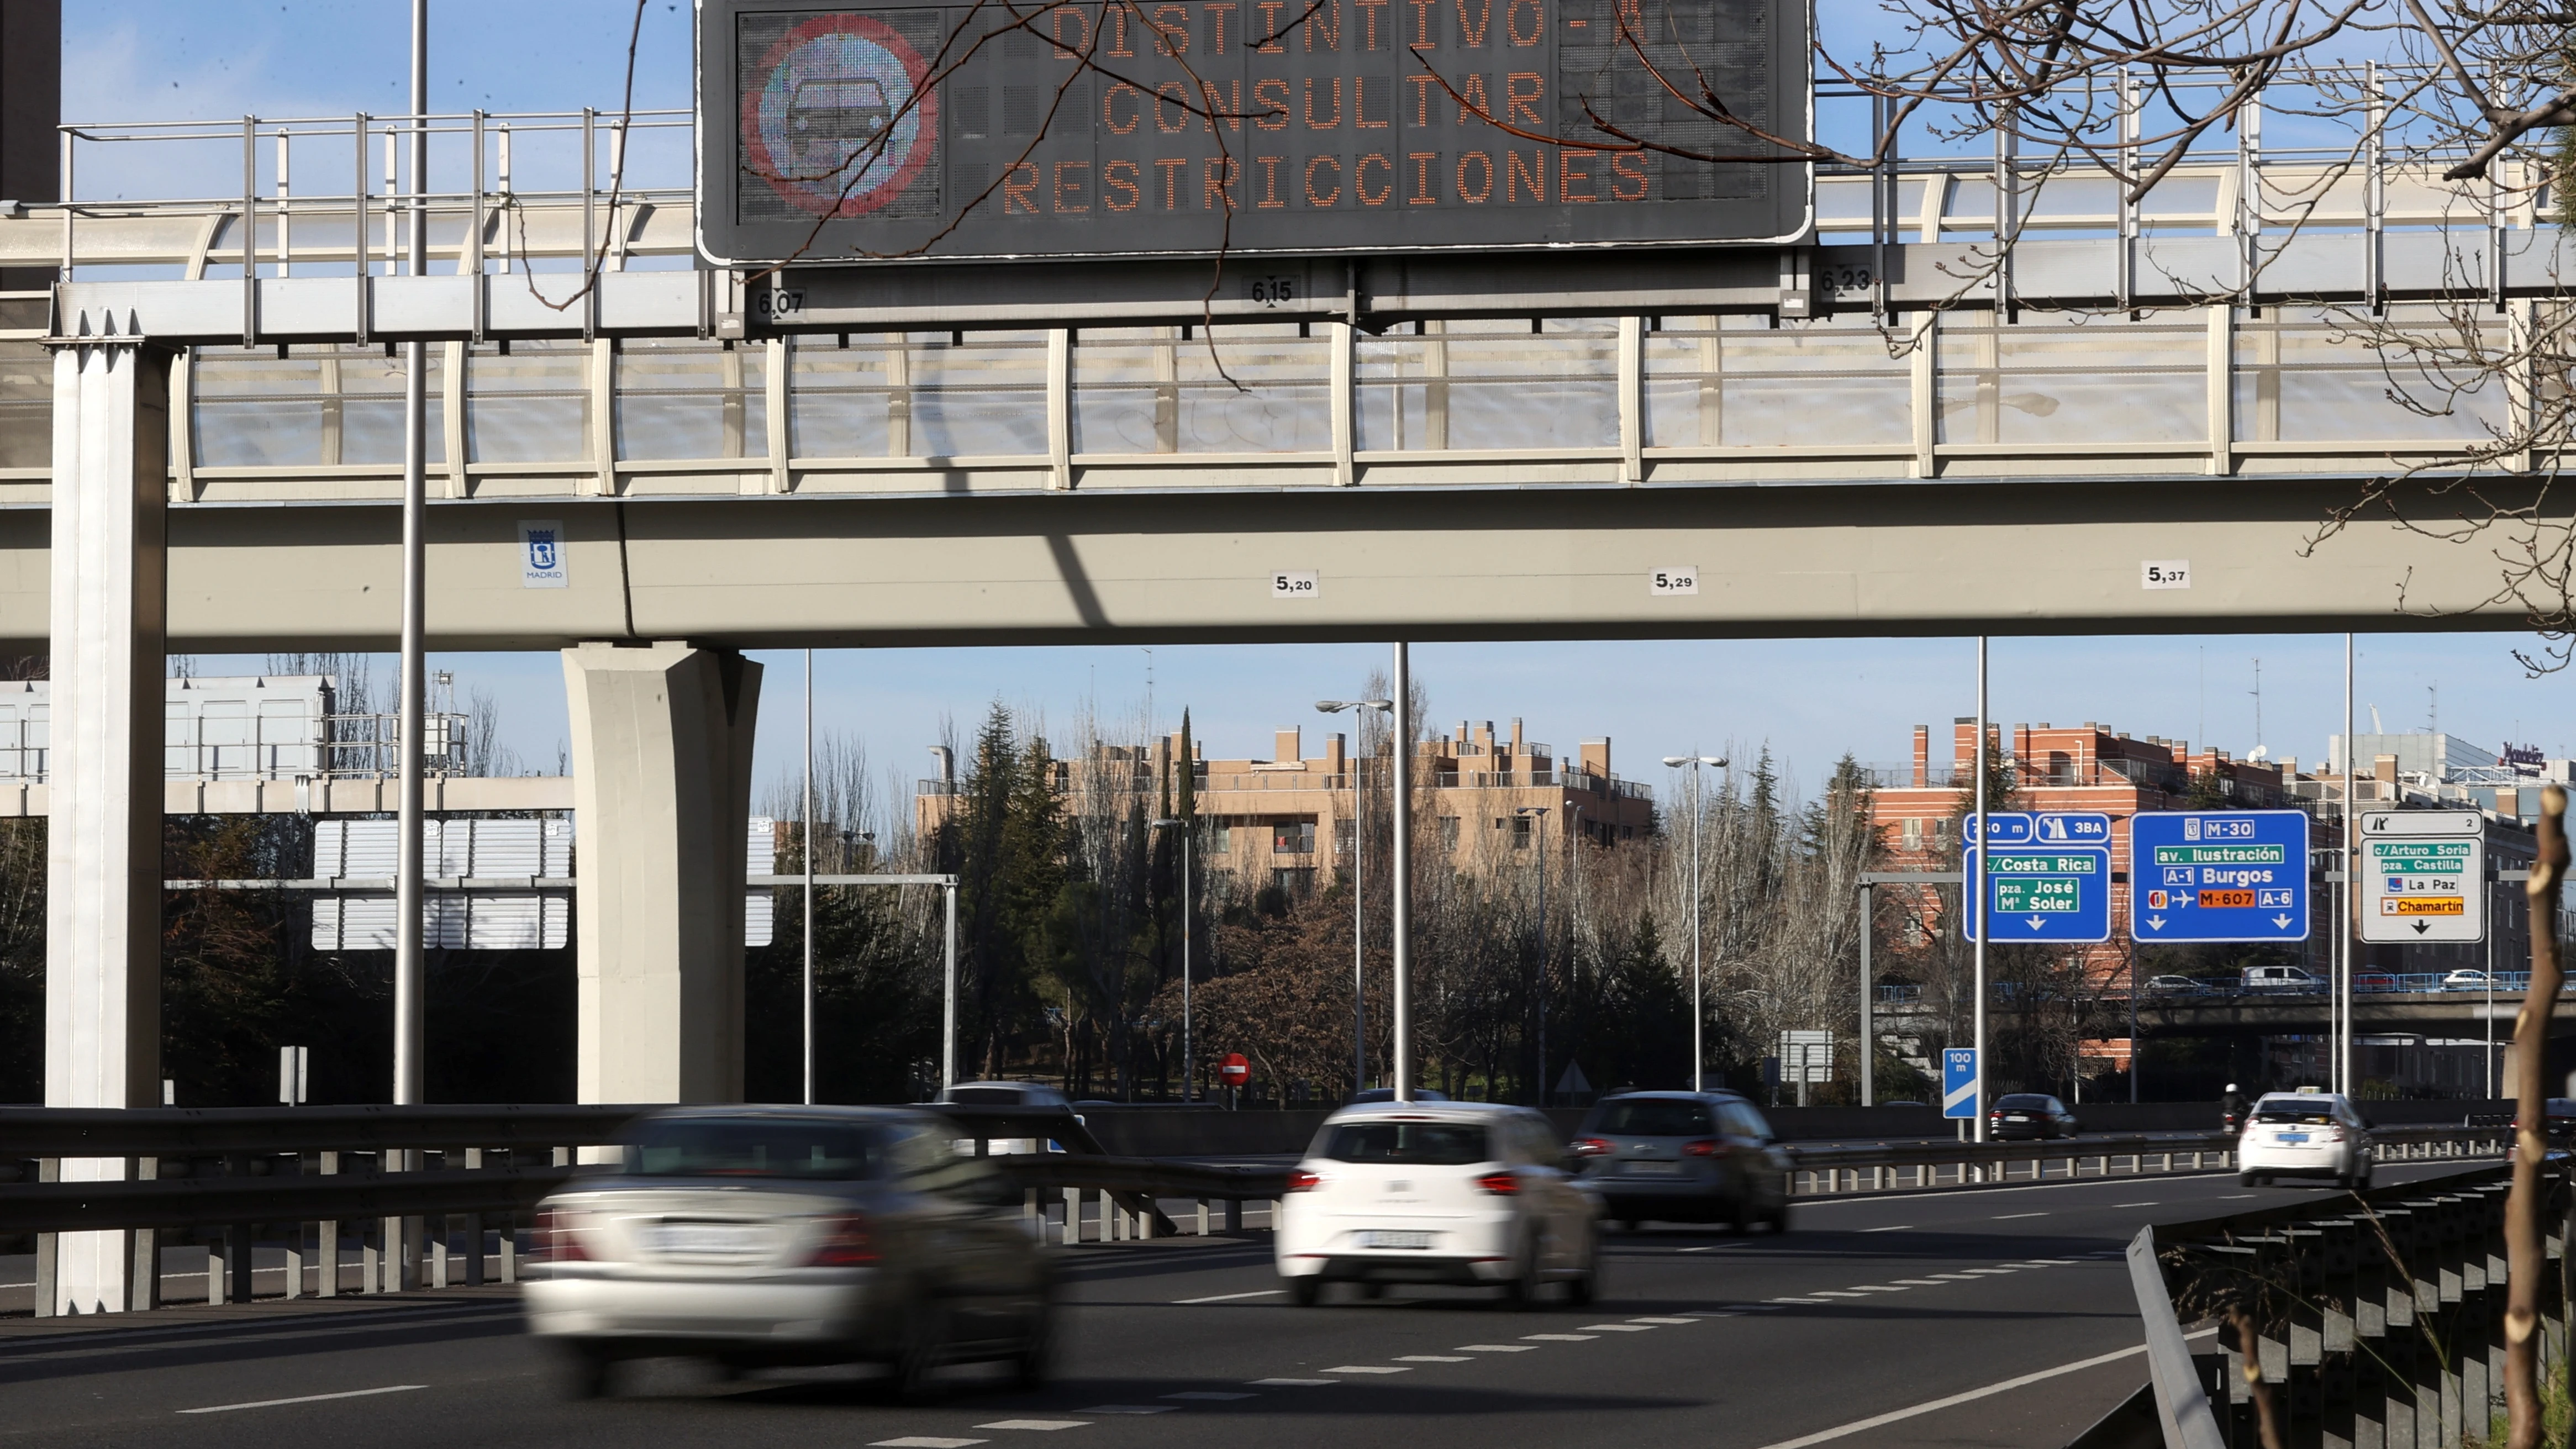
[524,1106,1054,1400]
[1569,1091,1792,1233]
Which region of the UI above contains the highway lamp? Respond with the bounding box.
[1662,755,1729,1092]
[1515,805,1551,1105]
[1150,818,1195,1103]
[1318,697,1394,1094]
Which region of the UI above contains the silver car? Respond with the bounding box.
[1569,1091,1792,1233]
[524,1106,1054,1400]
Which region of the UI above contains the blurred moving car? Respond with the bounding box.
[2237,1089,2373,1189]
[2142,974,2203,993]
[1988,1093,2077,1140]
[2243,965,2324,993]
[2442,969,2495,990]
[524,1106,1054,1401]
[937,1080,1077,1154]
[1344,1087,1452,1105]
[1568,1091,1792,1234]
[1277,1100,1598,1307]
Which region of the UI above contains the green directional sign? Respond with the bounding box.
[1963,846,2111,942]
[2359,809,2485,944]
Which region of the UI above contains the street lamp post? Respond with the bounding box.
[1663,755,1729,1093]
[1151,818,1195,1102]
[1516,805,1551,1105]
[1318,697,1394,1096]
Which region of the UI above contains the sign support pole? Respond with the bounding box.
[1858,881,1873,1107]
[1973,637,1988,1144]
[1392,641,1412,1104]
[2341,632,2354,1097]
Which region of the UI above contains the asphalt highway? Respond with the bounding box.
[0,1161,2487,1449]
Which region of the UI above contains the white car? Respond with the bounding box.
[937,1080,1077,1155]
[1276,1100,1599,1307]
[2237,1090,2374,1190]
[2442,969,2495,990]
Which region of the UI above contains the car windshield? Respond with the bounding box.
[1319,1121,1493,1165]
[623,1118,888,1180]
[2253,1100,2338,1125]
[1995,1095,2052,1109]
[1592,1100,1716,1136]
[943,1086,1042,1105]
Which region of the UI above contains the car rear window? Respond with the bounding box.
[2253,1101,2336,1125]
[1592,1100,1716,1137]
[1319,1121,1493,1166]
[624,1118,887,1180]
[943,1087,1032,1105]
[1995,1095,2052,1109]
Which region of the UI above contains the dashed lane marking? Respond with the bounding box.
[1805,1291,1868,1298]
[1079,1406,1177,1415]
[1456,1344,1537,1352]
[2113,1202,2160,1208]
[1249,1378,1337,1387]
[1992,1212,2048,1220]
[178,1385,426,1415]
[1172,1289,1284,1304]
[1859,1225,1914,1233]
[1523,1333,1599,1341]
[1959,1268,2017,1276]
[1161,1392,1258,1400]
[1845,1285,1907,1293]
[1321,1366,1409,1374]
[1398,1355,1473,1362]
[1924,1274,1982,1282]
[1578,1324,1657,1331]
[1890,1280,1947,1287]
[2219,1194,2257,1200]
[1629,1316,1698,1324]
[972,1423,1092,1432]
[871,1439,988,1448]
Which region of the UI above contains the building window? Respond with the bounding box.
[1336,818,1355,856]
[1511,815,1532,849]
[1902,818,1923,850]
[1272,867,1315,897]
[1273,818,1316,854]
[1440,816,1460,850]
[1209,821,1231,855]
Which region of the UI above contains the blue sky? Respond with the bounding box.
[107,5,2576,815]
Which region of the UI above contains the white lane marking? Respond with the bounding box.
[872,1439,989,1448]
[2220,1193,2258,1199]
[1846,1285,1907,1293]
[1806,1290,1868,1298]
[2031,1258,2083,1264]
[974,1421,1093,1431]
[1523,1333,1599,1341]
[1079,1406,1177,1415]
[1162,1392,1258,1400]
[1992,1212,2049,1220]
[1629,1316,1698,1324]
[1890,1279,1948,1287]
[2001,1262,2061,1268]
[2113,1202,2161,1208]
[1249,1378,1337,1386]
[178,1385,426,1415]
[1859,1225,1914,1233]
[1321,1366,1409,1374]
[1960,1268,2016,1276]
[1578,1324,1657,1331]
[1398,1355,1473,1362]
[1925,1273,1982,1282]
[1748,1331,2217,1449]
[1172,1289,1284,1304]
[1677,1244,1740,1253]
[1456,1344,1537,1352]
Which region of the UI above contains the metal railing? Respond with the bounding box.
[2127,1160,2572,1447]
[1785,1124,2509,1198]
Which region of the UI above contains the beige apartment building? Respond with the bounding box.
[918,718,1656,893]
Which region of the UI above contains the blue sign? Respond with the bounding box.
[1942,1048,1979,1119]
[1962,846,2114,942]
[2032,812,2111,845]
[1961,813,2032,845]
[2127,810,2310,943]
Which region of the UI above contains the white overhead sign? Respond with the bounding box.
[2358,809,2486,945]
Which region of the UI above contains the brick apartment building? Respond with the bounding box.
[918,718,1656,895]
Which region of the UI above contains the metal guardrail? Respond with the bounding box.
[2123,1160,2574,1447]
[1785,1125,2510,1197]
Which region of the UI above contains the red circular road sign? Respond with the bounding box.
[1218,1053,1250,1087]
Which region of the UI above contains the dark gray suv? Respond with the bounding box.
[1569,1091,1792,1233]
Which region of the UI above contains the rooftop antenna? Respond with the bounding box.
[2427,682,2437,736]
[2369,703,2385,734]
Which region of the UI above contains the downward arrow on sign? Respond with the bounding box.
[2273,914,2294,929]
[2412,920,2430,935]
[2146,915,2167,930]
[2027,916,2046,930]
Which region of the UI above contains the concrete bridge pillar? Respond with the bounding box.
[43,329,171,1314]
[561,641,761,1104]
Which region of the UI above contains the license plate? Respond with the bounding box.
[654,1223,763,1257]
[1624,1160,1681,1176]
[2278,1133,2309,1144]
[1362,1230,1433,1250]
[2006,1115,2030,1122]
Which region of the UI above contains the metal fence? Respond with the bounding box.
[1785,1125,2509,1198]
[2125,1160,2572,1447]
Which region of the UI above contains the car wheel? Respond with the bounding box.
[1729,1196,1756,1234]
[1618,1218,1641,1234]
[1358,1280,1386,1300]
[559,1343,613,1401]
[2239,1172,2260,1188]
[1286,1274,1321,1306]
[1500,1236,1539,1311]
[1563,1229,1600,1308]
[1767,1197,1792,1235]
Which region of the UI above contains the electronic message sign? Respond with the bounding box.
[697,0,1813,265]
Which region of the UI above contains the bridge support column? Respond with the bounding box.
[43,330,171,1315]
[562,641,761,1104]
